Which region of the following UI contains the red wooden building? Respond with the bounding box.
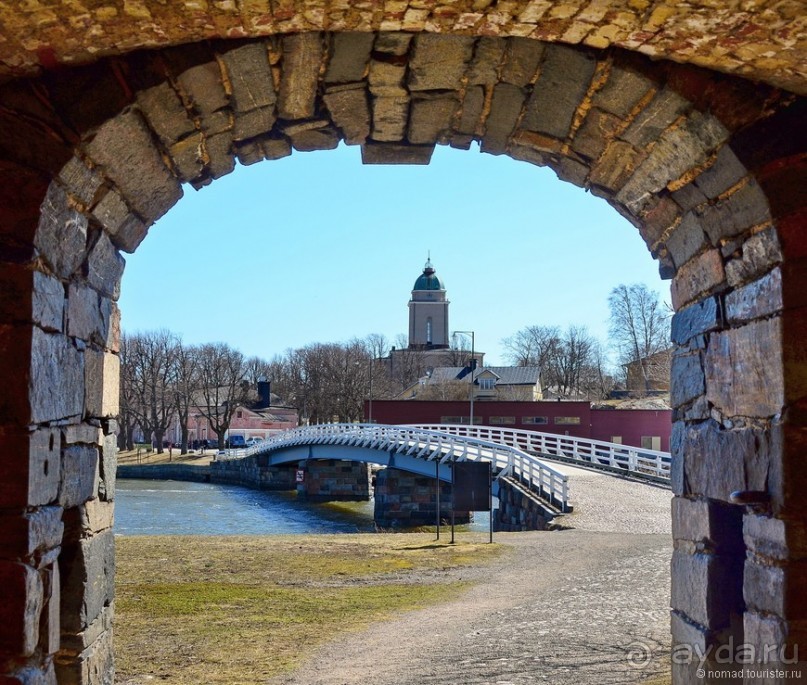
[366,400,671,451]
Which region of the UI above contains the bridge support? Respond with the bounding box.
[373,468,470,528]
[494,477,558,531]
[210,456,297,490]
[296,460,371,502]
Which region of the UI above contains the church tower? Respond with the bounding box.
[408,257,450,349]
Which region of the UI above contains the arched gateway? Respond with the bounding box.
[0,5,804,684]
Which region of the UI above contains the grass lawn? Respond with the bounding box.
[115,534,504,684]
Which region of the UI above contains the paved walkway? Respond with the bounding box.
[272,468,673,685]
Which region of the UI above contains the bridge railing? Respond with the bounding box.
[240,423,570,511]
[408,424,671,482]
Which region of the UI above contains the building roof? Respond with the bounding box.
[424,366,541,386]
[413,258,445,291]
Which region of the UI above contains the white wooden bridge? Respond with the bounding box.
[219,423,671,514]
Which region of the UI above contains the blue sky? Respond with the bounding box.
[118,142,669,365]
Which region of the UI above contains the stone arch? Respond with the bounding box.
[0,24,804,685]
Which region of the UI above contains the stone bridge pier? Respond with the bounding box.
[373,468,470,528]
[296,460,371,502]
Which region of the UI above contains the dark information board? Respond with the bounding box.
[452,461,491,512]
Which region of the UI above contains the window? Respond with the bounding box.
[611,436,623,444]
[522,416,548,425]
[236,410,243,418]
[441,416,482,425]
[426,317,433,344]
[489,416,516,425]
[555,416,581,425]
[479,378,496,390]
[641,436,662,450]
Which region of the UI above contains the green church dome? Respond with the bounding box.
[413,258,445,291]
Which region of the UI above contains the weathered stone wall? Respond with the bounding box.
[494,477,557,531]
[296,459,371,502]
[117,464,211,483]
[373,467,470,527]
[0,24,802,685]
[209,456,297,490]
[0,2,803,96]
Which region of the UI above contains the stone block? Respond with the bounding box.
[671,297,722,346]
[85,233,124,302]
[58,445,98,509]
[694,146,747,199]
[725,267,782,324]
[323,87,370,145]
[700,180,772,244]
[744,513,807,562]
[725,227,782,288]
[235,140,264,166]
[325,33,373,83]
[361,142,434,165]
[176,61,228,119]
[259,136,292,160]
[570,108,621,161]
[106,303,120,354]
[408,95,458,144]
[40,562,60,656]
[59,529,115,634]
[278,33,322,120]
[371,95,410,141]
[30,329,84,424]
[456,85,484,136]
[62,500,114,542]
[481,83,527,154]
[66,283,108,345]
[136,82,196,147]
[34,184,88,280]
[219,42,276,112]
[466,38,505,86]
[743,558,807,620]
[677,420,752,501]
[671,549,742,630]
[63,424,102,447]
[85,110,183,224]
[742,611,791,663]
[57,157,102,208]
[672,496,743,552]
[408,34,474,91]
[55,626,114,685]
[0,562,42,656]
[205,131,235,180]
[588,140,644,192]
[369,61,407,97]
[97,434,116,502]
[0,427,60,508]
[554,157,589,188]
[705,318,784,419]
[0,506,64,559]
[618,111,729,212]
[621,87,690,149]
[521,43,596,139]
[670,351,704,408]
[31,271,64,334]
[500,37,544,87]
[592,65,654,118]
[84,348,120,419]
[289,125,340,152]
[373,32,412,56]
[671,248,725,309]
[232,106,276,141]
[672,182,708,214]
[58,603,113,654]
[91,189,148,254]
[665,212,708,270]
[170,133,206,183]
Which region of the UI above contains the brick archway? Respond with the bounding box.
[0,20,804,685]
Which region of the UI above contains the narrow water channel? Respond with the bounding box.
[115,479,491,535]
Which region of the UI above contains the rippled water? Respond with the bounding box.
[115,479,378,535]
[115,479,491,536]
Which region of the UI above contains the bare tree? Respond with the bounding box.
[172,340,200,454]
[196,342,250,448]
[608,283,671,393]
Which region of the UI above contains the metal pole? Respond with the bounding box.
[488,461,493,544]
[470,332,475,428]
[436,458,440,540]
[450,458,455,544]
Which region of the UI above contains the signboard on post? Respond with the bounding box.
[452,461,491,512]
[295,469,305,483]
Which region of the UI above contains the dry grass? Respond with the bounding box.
[115,534,504,684]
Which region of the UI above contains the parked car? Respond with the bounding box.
[226,435,247,449]
[246,437,261,447]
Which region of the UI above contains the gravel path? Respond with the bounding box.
[272,467,673,685]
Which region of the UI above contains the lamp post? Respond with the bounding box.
[452,330,475,427]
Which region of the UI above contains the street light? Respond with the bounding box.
[452,330,475,427]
